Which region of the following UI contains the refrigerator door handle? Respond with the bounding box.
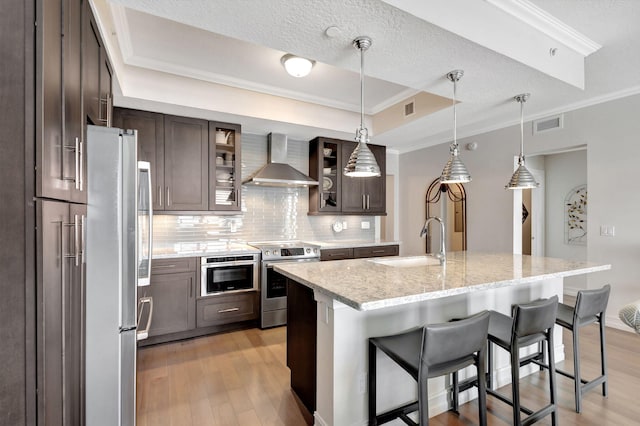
[137,296,153,341]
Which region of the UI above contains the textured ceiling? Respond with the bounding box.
[105,0,640,152]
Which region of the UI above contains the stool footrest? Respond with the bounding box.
[520,404,556,426]
[486,388,534,415]
[582,375,607,393]
[375,401,418,425]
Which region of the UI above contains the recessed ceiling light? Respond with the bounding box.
[281,54,315,78]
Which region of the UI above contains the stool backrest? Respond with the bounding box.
[575,284,611,319]
[422,310,490,366]
[512,296,558,338]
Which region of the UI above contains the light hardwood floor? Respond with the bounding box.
[137,312,640,425]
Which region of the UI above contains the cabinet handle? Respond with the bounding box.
[372,249,386,254]
[218,307,240,313]
[62,138,78,184]
[74,138,80,190]
[190,277,193,298]
[367,194,370,210]
[166,187,171,207]
[136,296,153,341]
[362,194,366,210]
[157,186,162,207]
[74,214,80,267]
[98,94,112,126]
[106,94,112,127]
[153,264,176,269]
[79,140,84,191]
[81,214,86,264]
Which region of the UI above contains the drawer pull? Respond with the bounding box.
[372,250,386,254]
[154,264,176,269]
[218,307,240,313]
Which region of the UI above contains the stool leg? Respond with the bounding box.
[600,316,608,397]
[368,341,377,425]
[418,365,430,426]
[510,342,522,426]
[487,341,493,390]
[572,327,582,413]
[477,347,488,426]
[547,330,558,426]
[452,371,459,413]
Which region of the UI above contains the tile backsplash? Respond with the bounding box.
[153,133,376,250]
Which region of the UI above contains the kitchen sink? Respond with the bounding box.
[367,255,443,267]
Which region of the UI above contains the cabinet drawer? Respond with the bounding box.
[151,257,197,275]
[196,292,258,327]
[320,248,353,261]
[353,245,399,259]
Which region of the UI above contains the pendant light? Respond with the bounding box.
[506,93,539,189]
[440,70,472,184]
[344,36,381,178]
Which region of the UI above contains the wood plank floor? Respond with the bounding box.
[137,312,640,425]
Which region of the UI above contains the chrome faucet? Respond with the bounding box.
[419,217,446,265]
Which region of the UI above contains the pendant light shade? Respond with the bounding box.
[344,36,381,178]
[440,70,471,184]
[506,93,539,190]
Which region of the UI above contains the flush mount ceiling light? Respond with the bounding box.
[506,93,539,190]
[440,69,471,184]
[280,54,315,78]
[344,36,381,178]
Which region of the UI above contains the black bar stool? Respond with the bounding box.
[486,296,558,426]
[554,284,610,412]
[368,310,490,426]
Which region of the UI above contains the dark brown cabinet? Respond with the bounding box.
[320,244,399,261]
[36,200,86,426]
[82,8,112,127]
[163,115,209,211]
[196,292,258,327]
[138,258,197,338]
[341,141,386,214]
[115,109,243,212]
[208,121,242,211]
[113,108,165,211]
[309,137,386,215]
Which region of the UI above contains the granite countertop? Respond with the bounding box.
[305,240,401,249]
[274,251,611,311]
[153,242,260,259]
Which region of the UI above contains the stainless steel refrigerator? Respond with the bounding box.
[85,125,153,426]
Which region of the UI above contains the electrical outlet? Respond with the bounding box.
[600,225,615,237]
[358,372,367,394]
[342,221,348,230]
[361,221,370,229]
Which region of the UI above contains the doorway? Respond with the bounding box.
[425,178,467,254]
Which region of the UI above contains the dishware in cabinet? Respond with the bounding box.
[209,121,242,211]
[309,137,342,213]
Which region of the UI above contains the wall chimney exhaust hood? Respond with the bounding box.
[242,133,319,187]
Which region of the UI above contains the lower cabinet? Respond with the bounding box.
[138,258,197,339]
[320,244,399,261]
[196,292,258,327]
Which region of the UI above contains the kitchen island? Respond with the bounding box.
[275,252,610,426]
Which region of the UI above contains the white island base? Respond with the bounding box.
[313,279,563,426]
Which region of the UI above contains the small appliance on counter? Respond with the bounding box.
[85,126,153,426]
[248,241,321,328]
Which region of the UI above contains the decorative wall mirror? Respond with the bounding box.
[425,178,467,253]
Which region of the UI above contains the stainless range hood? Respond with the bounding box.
[242,133,319,187]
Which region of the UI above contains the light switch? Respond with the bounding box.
[342,221,348,230]
[600,225,615,237]
[361,221,370,229]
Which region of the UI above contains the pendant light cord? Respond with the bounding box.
[452,78,457,148]
[359,43,366,139]
[519,97,525,163]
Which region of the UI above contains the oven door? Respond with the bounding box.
[262,258,319,312]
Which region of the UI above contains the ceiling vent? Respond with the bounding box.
[404,99,415,117]
[533,114,564,134]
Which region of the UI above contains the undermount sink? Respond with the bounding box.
[368,256,443,267]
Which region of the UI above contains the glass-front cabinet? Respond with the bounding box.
[309,137,342,214]
[208,121,241,211]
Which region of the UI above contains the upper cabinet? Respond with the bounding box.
[163,115,209,211]
[309,137,386,215]
[114,108,243,213]
[209,122,242,211]
[83,7,112,127]
[113,108,165,212]
[36,0,111,203]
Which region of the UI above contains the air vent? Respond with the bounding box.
[404,100,415,117]
[533,114,564,134]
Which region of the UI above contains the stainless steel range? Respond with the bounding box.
[249,241,320,328]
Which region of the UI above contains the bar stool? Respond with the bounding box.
[368,311,490,426]
[555,284,610,412]
[486,296,558,426]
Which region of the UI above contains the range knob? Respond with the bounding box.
[264,250,270,256]
[313,248,318,254]
[306,248,311,253]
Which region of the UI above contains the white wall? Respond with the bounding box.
[543,150,588,294]
[399,94,640,330]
